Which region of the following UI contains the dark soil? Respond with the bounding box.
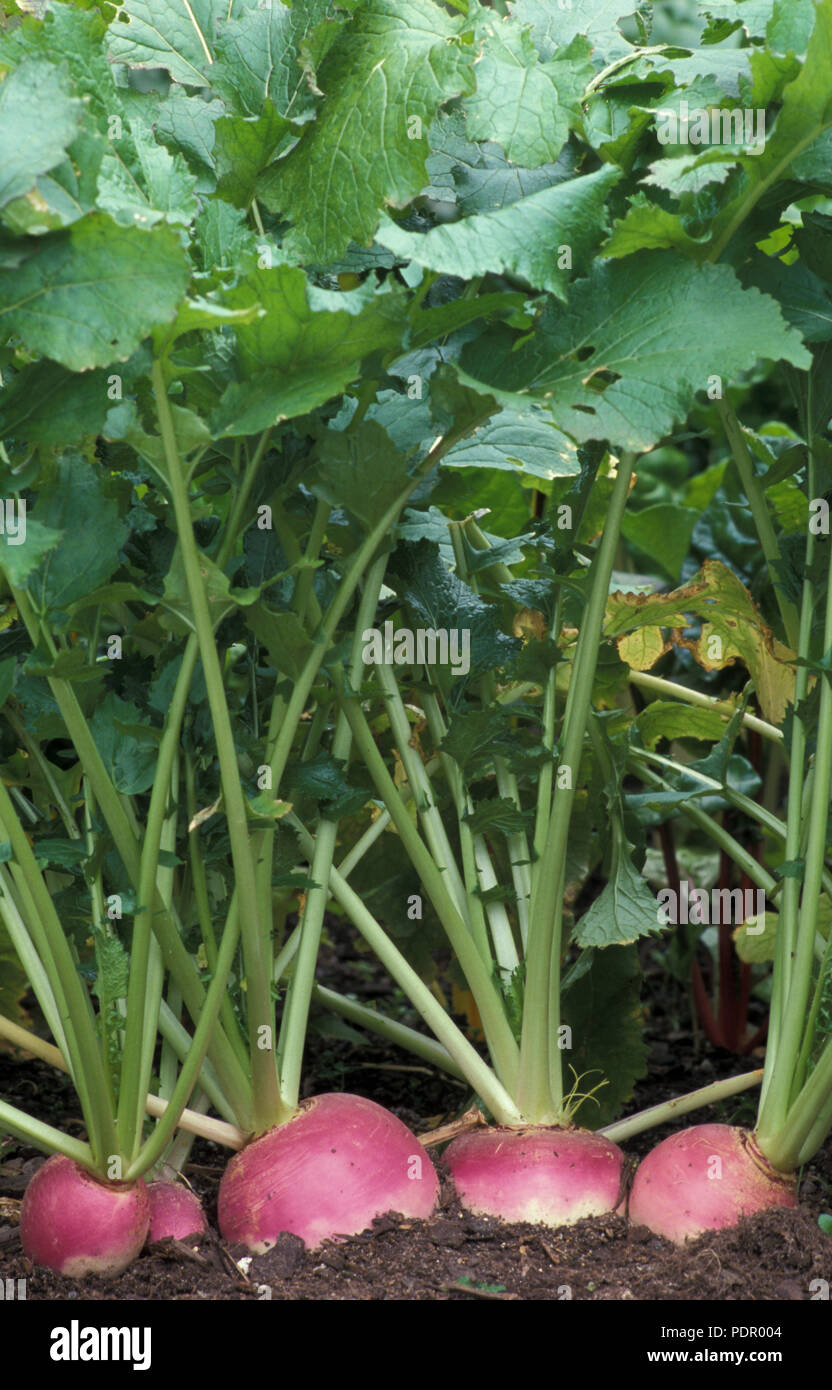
[2,933,831,1302]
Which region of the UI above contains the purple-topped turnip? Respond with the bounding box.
[627,1124,797,1243]
[146,1181,208,1243]
[20,1155,149,1278]
[218,1092,438,1251]
[444,1124,625,1225]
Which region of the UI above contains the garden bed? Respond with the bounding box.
[2,944,830,1302]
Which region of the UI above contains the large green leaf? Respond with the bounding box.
[212,107,293,208]
[310,420,411,529]
[574,848,664,948]
[441,407,579,480]
[0,361,112,446]
[387,538,521,676]
[211,0,335,119]
[377,166,620,299]
[508,0,645,61]
[459,253,811,449]
[97,124,199,227]
[0,214,189,370]
[464,24,591,168]
[0,59,83,209]
[89,692,159,794]
[108,0,225,86]
[621,503,700,581]
[257,0,475,262]
[25,454,128,615]
[211,265,407,435]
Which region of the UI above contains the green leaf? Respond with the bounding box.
[441,407,579,480]
[32,838,89,871]
[462,797,533,836]
[387,538,520,676]
[213,107,293,209]
[25,454,128,615]
[743,254,832,343]
[89,692,159,795]
[509,0,645,61]
[105,398,211,484]
[0,59,83,209]
[602,191,709,259]
[108,0,223,86]
[560,944,648,1127]
[160,545,260,634]
[258,0,475,262]
[155,89,224,177]
[573,849,664,947]
[439,706,513,774]
[245,604,317,679]
[426,107,573,215]
[460,254,811,450]
[310,420,411,529]
[377,166,620,299]
[621,503,700,581]
[0,518,63,588]
[211,0,333,120]
[97,124,199,227]
[0,213,190,370]
[635,700,731,749]
[91,929,129,1004]
[211,265,407,435]
[698,0,776,37]
[464,24,592,168]
[0,361,112,446]
[711,0,832,252]
[734,909,778,962]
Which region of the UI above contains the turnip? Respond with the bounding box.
[20,1154,149,1278]
[218,1092,438,1251]
[146,1181,207,1243]
[444,1125,625,1226]
[628,1125,797,1243]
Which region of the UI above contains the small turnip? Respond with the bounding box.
[444,1125,626,1226]
[628,1124,797,1243]
[218,1091,439,1251]
[20,1154,149,1277]
[146,1181,207,1243]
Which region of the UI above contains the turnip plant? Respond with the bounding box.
[0,0,831,1271]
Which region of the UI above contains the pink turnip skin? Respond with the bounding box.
[146,1182,207,1243]
[218,1091,439,1251]
[444,1125,626,1226]
[20,1154,149,1277]
[628,1124,797,1243]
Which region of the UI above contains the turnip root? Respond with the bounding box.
[146,1181,207,1243]
[20,1154,149,1277]
[628,1124,797,1242]
[445,1125,626,1226]
[217,1091,438,1251]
